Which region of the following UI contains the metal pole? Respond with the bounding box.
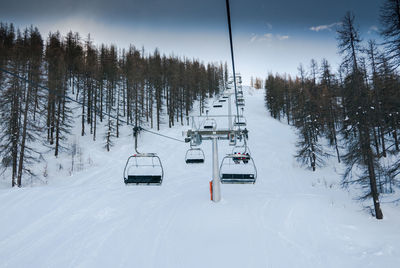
[212,137,221,202]
[228,93,232,130]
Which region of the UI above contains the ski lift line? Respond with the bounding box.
[225,0,241,124]
[138,127,185,143]
[0,67,185,144]
[190,115,236,118]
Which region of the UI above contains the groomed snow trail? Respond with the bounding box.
[1,87,400,268]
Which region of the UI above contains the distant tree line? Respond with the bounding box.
[0,22,226,187]
[264,0,400,219]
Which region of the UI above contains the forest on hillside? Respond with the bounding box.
[264,0,400,219]
[0,24,227,187]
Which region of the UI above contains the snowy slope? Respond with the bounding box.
[1,87,400,268]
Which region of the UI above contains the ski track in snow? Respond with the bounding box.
[1,87,400,268]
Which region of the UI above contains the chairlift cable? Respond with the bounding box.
[225,0,241,126]
[138,127,186,143]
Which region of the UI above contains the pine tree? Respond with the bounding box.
[337,12,383,219]
[320,59,341,163]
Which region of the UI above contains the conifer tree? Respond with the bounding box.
[337,12,383,219]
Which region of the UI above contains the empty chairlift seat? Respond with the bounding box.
[219,153,257,184]
[234,116,247,127]
[185,147,205,164]
[213,101,223,108]
[203,118,217,130]
[123,153,164,185]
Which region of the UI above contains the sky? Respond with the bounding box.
[0,0,383,84]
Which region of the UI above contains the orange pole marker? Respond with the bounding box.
[209,181,213,201]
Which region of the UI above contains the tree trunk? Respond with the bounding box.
[366,144,383,219]
[362,127,383,219]
[11,81,20,187]
[81,82,85,136]
[394,129,399,151]
[378,126,386,157]
[17,79,32,186]
[55,98,62,157]
[373,127,380,157]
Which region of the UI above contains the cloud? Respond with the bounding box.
[367,25,379,34]
[370,25,378,31]
[250,33,258,43]
[250,33,289,42]
[262,33,273,40]
[310,22,341,32]
[277,34,289,40]
[266,22,273,30]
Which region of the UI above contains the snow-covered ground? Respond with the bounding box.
[1,87,400,268]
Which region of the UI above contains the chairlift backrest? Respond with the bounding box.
[232,143,250,155]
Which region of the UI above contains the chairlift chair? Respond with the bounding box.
[220,142,256,184]
[236,98,245,106]
[213,102,223,108]
[234,115,247,127]
[185,147,205,164]
[203,118,217,130]
[124,153,164,185]
[219,99,227,102]
[219,153,257,184]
